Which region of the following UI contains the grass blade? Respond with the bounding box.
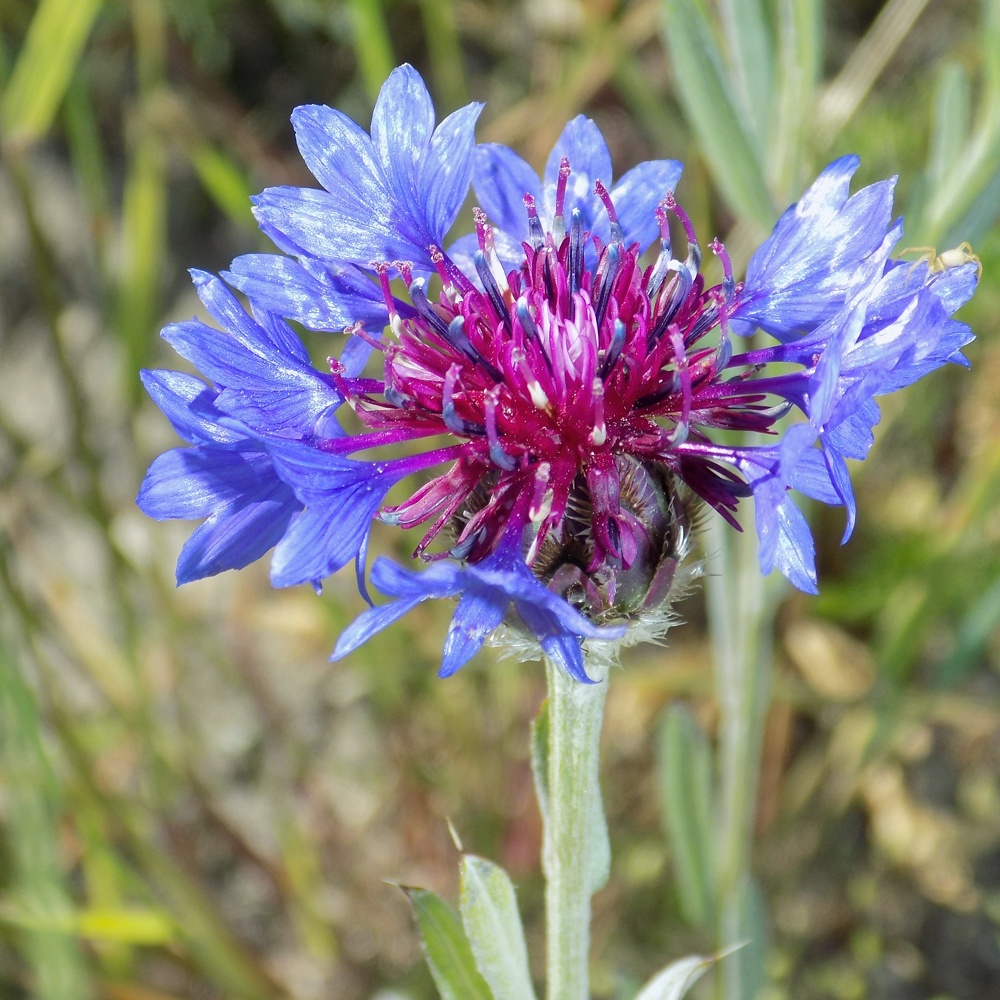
[661,0,774,225]
[770,0,822,196]
[1,0,104,147]
[348,0,395,103]
[187,142,256,231]
[717,0,773,151]
[656,703,715,928]
[0,630,91,1000]
[927,62,971,197]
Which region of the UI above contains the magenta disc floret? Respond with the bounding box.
[329,164,781,619]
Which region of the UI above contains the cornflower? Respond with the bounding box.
[138,66,977,680]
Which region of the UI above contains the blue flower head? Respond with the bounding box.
[138,66,978,680]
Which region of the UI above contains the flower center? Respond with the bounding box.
[331,164,774,613]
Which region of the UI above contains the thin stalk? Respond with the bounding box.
[543,654,609,1000]
[705,518,775,1000]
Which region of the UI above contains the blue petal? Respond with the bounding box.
[189,269,275,352]
[770,499,818,595]
[440,587,507,678]
[369,557,462,599]
[544,116,613,211]
[290,103,387,208]
[254,67,480,270]
[138,447,266,520]
[140,369,242,446]
[175,475,298,584]
[788,447,841,506]
[732,156,898,339]
[332,558,463,659]
[610,159,684,252]
[225,254,388,333]
[420,102,484,237]
[514,602,595,682]
[472,143,542,242]
[265,441,412,588]
[137,444,300,583]
[252,185,400,265]
[333,525,625,676]
[160,293,345,439]
[249,304,312,364]
[334,594,433,659]
[371,65,436,206]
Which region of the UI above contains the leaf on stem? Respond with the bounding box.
[402,886,492,1000]
[459,855,538,1000]
[633,952,714,1000]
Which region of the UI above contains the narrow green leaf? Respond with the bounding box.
[188,143,255,230]
[459,855,537,1000]
[417,0,468,109]
[0,905,174,945]
[983,0,1000,110]
[661,0,774,225]
[935,571,1000,686]
[0,631,90,1000]
[927,62,971,198]
[717,0,773,152]
[656,703,715,928]
[1,0,104,146]
[911,0,1000,241]
[945,161,1000,245]
[403,888,492,1000]
[634,953,714,1000]
[770,0,822,196]
[348,0,395,103]
[717,877,767,1000]
[117,137,167,401]
[116,0,168,403]
[63,72,112,279]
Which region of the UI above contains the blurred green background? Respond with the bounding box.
[1,0,999,998]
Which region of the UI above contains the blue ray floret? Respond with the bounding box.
[138,65,978,677]
[251,65,482,273]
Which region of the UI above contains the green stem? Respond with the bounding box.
[543,654,609,1000]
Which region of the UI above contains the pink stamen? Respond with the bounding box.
[670,328,692,444]
[524,193,540,222]
[429,245,452,286]
[664,192,698,248]
[371,262,398,317]
[588,377,607,446]
[709,238,733,282]
[529,462,552,523]
[442,363,462,415]
[594,180,618,223]
[429,244,476,296]
[392,260,414,287]
[655,202,671,242]
[555,156,571,219]
[484,386,516,470]
[339,321,385,353]
[473,207,494,253]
